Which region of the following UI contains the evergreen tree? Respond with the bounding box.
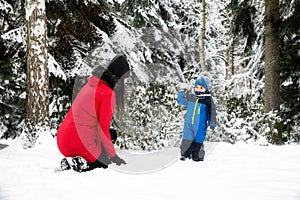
[279,0,300,142]
[116,82,182,150]
[0,0,26,139]
[0,0,299,146]
[46,0,117,130]
[121,0,158,28]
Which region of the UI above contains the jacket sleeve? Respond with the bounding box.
[177,91,188,106]
[96,91,117,157]
[208,96,217,127]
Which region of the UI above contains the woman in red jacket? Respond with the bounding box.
[57,55,130,172]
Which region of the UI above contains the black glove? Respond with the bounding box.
[109,128,117,144]
[110,155,126,166]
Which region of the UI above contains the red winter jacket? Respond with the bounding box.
[57,76,117,162]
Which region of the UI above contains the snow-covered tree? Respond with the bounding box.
[0,0,299,146]
[115,82,182,150]
[199,0,207,72]
[0,0,26,139]
[23,0,49,147]
[279,0,300,142]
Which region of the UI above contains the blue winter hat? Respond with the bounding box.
[194,76,210,91]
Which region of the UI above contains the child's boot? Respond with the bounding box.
[192,142,204,162]
[180,140,193,161]
[198,143,205,161]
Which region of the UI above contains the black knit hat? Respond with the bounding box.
[107,54,130,79]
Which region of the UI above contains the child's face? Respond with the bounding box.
[195,85,206,93]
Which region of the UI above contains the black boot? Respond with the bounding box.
[180,140,193,160]
[60,157,71,171]
[198,143,205,161]
[59,156,89,172]
[192,142,204,162]
[71,156,89,172]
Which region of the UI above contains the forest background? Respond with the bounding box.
[0,0,299,149]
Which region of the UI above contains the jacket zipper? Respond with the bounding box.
[192,98,200,124]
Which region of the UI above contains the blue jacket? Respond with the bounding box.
[177,90,217,143]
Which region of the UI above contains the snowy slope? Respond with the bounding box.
[0,136,300,200]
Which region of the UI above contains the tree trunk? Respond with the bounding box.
[264,0,281,144]
[24,0,49,147]
[264,0,280,112]
[225,12,230,80]
[199,0,207,71]
[225,8,234,80]
[230,46,234,76]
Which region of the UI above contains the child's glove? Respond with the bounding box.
[110,155,127,166]
[179,82,190,91]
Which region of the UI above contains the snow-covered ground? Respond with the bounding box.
[0,136,300,200]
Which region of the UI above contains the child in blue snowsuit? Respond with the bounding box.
[177,76,217,161]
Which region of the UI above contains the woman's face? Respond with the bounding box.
[124,78,128,84]
[195,85,206,93]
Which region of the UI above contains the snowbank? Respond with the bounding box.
[0,137,300,200]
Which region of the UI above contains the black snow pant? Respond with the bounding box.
[180,139,205,161]
[180,139,194,158]
[192,141,205,161]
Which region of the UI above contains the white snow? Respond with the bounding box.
[48,54,67,80]
[1,136,300,200]
[1,26,26,44]
[107,0,126,5]
[25,0,46,21]
[282,77,293,87]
